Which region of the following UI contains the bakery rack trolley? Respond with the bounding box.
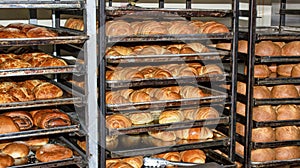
[0,0,98,167]
[98,0,239,167]
[237,0,300,167]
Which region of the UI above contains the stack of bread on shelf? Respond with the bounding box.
[0,23,58,38]
[0,137,73,167]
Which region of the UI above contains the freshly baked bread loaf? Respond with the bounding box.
[106,159,121,168]
[274,146,300,160]
[198,21,229,34]
[291,63,300,77]
[253,86,272,99]
[238,40,248,54]
[3,111,33,130]
[275,126,300,141]
[106,20,133,36]
[180,149,206,163]
[106,114,132,129]
[168,21,197,34]
[182,43,210,53]
[122,156,143,168]
[255,41,281,56]
[0,59,31,69]
[26,27,58,38]
[27,53,53,67]
[64,18,84,31]
[148,130,177,142]
[180,86,208,98]
[0,93,17,103]
[33,110,71,129]
[107,161,134,168]
[106,46,134,56]
[33,82,63,100]
[252,105,276,121]
[21,79,44,91]
[151,88,181,100]
[0,115,20,134]
[8,86,35,102]
[281,41,300,56]
[236,102,245,116]
[236,122,275,142]
[0,153,14,167]
[183,106,220,120]
[271,85,299,98]
[215,42,231,51]
[250,64,271,78]
[105,92,128,104]
[154,152,181,162]
[198,64,223,75]
[237,81,246,95]
[0,81,17,93]
[175,127,213,140]
[276,104,300,120]
[251,148,276,162]
[277,64,296,77]
[128,112,154,125]
[39,58,68,67]
[2,142,29,158]
[158,110,184,124]
[36,144,73,162]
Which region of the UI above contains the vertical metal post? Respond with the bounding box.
[85,0,99,167]
[29,9,37,25]
[109,0,112,7]
[186,0,191,9]
[159,0,164,8]
[98,0,107,167]
[229,0,239,161]
[245,0,257,167]
[279,0,287,27]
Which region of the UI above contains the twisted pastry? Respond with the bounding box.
[158,110,184,124]
[197,64,223,75]
[8,86,35,102]
[106,114,132,129]
[26,27,58,38]
[122,156,143,168]
[182,43,210,53]
[152,88,181,100]
[3,111,33,130]
[138,45,171,55]
[183,107,220,120]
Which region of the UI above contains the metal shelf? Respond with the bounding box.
[0,1,84,9]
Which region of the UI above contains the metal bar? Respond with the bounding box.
[279,0,287,27]
[244,0,257,167]
[159,0,164,8]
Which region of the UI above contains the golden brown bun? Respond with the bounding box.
[271,85,299,98]
[128,91,151,103]
[76,140,86,152]
[276,104,300,120]
[106,159,121,168]
[2,111,33,130]
[33,82,63,100]
[0,93,17,103]
[253,86,272,99]
[27,53,52,67]
[175,127,213,140]
[182,43,209,53]
[24,137,49,150]
[0,115,20,134]
[198,64,223,75]
[106,20,133,36]
[106,114,132,129]
[0,59,31,69]
[36,144,73,162]
[0,153,14,167]
[275,126,300,141]
[128,112,153,125]
[277,64,296,77]
[236,102,245,116]
[158,110,184,124]
[180,149,206,163]
[255,41,281,56]
[252,105,276,121]
[235,142,244,156]
[198,21,229,34]
[281,41,300,56]
[32,110,71,129]
[64,18,84,31]
[26,27,57,38]
[291,63,300,77]
[168,21,197,34]
[154,152,181,162]
[105,92,128,105]
[21,79,44,91]
[268,64,277,73]
[8,86,35,102]
[238,40,248,54]
[122,156,143,168]
[180,86,208,98]
[252,65,271,78]
[274,146,300,160]
[183,107,220,120]
[39,58,68,67]
[2,142,29,158]
[152,88,181,100]
[148,130,176,142]
[251,148,276,162]
[236,123,275,142]
[107,161,134,168]
[0,81,17,93]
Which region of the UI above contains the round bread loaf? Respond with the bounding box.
[0,153,14,167]
[276,104,300,120]
[0,115,20,134]
[281,41,300,56]
[36,144,73,162]
[251,148,276,162]
[2,142,29,158]
[252,105,276,121]
[271,85,299,98]
[268,64,277,73]
[253,86,272,99]
[255,41,281,56]
[275,146,300,160]
[291,63,300,77]
[236,123,275,142]
[277,64,296,77]
[244,65,271,78]
[275,126,300,141]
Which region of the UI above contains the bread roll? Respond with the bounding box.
[183,106,220,120]
[159,110,184,124]
[180,149,206,163]
[106,114,132,129]
[148,130,176,142]
[275,126,300,141]
[36,144,73,162]
[106,159,121,168]
[182,43,209,53]
[137,21,168,35]
[128,112,153,125]
[274,146,300,160]
[168,21,197,34]
[236,122,275,142]
[276,104,300,120]
[236,102,245,116]
[26,27,58,38]
[122,156,143,168]
[198,64,223,75]
[277,64,296,77]
[215,42,231,51]
[39,58,68,67]
[2,142,29,158]
[281,41,300,56]
[251,148,276,162]
[3,111,33,130]
[237,81,246,95]
[180,86,208,98]
[255,41,281,56]
[107,161,134,168]
[0,153,14,167]
[128,90,152,103]
[8,86,35,102]
[0,115,20,134]
[33,110,71,129]
[253,86,272,99]
[21,79,44,91]
[64,18,84,31]
[0,93,17,103]
[105,92,128,104]
[106,20,133,36]
[33,82,63,100]
[271,85,299,98]
[175,127,213,140]
[198,21,229,34]
[152,88,181,100]
[291,63,300,77]
[154,152,181,162]
[252,105,276,121]
[252,65,271,78]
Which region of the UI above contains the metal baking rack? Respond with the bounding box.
[238,73,300,85]
[252,140,300,149]
[0,1,84,9]
[107,131,229,158]
[106,74,228,89]
[0,26,88,47]
[106,86,227,111]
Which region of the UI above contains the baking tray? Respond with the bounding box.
[106,7,232,18]
[235,154,300,168]
[106,86,227,111]
[107,32,233,43]
[107,74,228,88]
[239,26,300,40]
[107,131,229,158]
[0,78,83,110]
[108,116,229,136]
[106,50,229,64]
[0,26,88,47]
[0,1,84,9]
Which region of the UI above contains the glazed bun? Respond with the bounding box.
[276,104,300,120]
[275,126,300,141]
[36,144,73,162]
[2,142,29,158]
[154,152,181,162]
[180,149,206,164]
[255,41,281,56]
[274,146,300,160]
[281,41,300,56]
[271,85,299,98]
[0,153,14,167]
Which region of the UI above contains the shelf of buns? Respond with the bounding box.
[106,130,229,158]
[0,77,83,110]
[0,24,88,47]
[106,85,227,112]
[0,1,84,9]
[106,7,232,18]
[239,26,300,40]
